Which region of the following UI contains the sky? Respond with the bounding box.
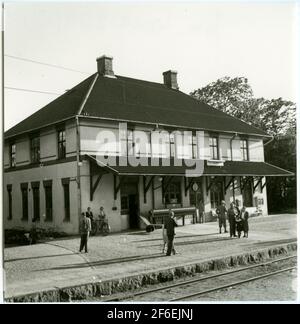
[3,1,298,131]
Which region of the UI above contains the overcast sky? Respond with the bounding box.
[4,1,298,131]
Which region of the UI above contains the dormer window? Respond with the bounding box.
[170,133,175,158]
[209,136,219,160]
[57,129,66,159]
[10,143,16,167]
[240,139,249,161]
[192,135,197,159]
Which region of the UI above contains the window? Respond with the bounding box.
[30,136,40,163]
[192,135,197,159]
[62,180,70,222]
[210,180,223,209]
[21,184,28,221]
[242,178,253,207]
[32,182,40,221]
[164,182,182,205]
[57,129,66,159]
[127,130,134,156]
[209,136,219,160]
[170,133,175,158]
[10,143,16,167]
[121,195,129,214]
[44,181,53,221]
[7,185,12,220]
[240,139,249,161]
[135,137,141,157]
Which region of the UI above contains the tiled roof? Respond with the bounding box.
[5,73,269,139]
[4,74,96,138]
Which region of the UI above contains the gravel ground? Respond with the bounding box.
[195,269,297,302]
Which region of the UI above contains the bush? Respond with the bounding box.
[5,228,69,246]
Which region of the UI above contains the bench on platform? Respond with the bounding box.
[149,207,197,227]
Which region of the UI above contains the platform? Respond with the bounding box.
[4,214,297,302]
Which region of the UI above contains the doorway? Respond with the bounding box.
[120,176,140,229]
[189,181,204,223]
[243,180,253,207]
[128,194,139,229]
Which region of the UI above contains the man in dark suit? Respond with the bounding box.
[228,202,238,238]
[216,200,228,234]
[164,210,178,256]
[86,207,94,221]
[79,212,92,253]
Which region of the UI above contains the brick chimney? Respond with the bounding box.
[163,70,179,90]
[96,55,115,77]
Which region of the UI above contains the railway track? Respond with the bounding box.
[170,266,296,301]
[102,255,297,302]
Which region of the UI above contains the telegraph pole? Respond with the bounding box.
[1,1,5,302]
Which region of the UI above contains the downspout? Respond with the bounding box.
[230,133,238,161]
[264,135,274,146]
[75,73,98,233]
[76,115,82,233]
[262,135,274,211]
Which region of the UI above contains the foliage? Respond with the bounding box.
[265,136,296,213]
[191,77,296,136]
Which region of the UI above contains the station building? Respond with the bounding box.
[3,55,293,234]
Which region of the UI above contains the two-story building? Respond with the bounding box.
[3,55,293,234]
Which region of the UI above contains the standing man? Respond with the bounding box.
[86,207,95,235]
[228,202,238,238]
[164,209,178,256]
[216,200,228,234]
[79,212,91,253]
[98,206,107,232]
[240,206,249,238]
[86,207,94,221]
[198,200,204,224]
[30,218,37,245]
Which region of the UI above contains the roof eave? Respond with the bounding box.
[4,116,77,141]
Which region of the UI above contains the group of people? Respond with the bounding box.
[216,200,249,238]
[79,202,248,255]
[79,206,107,253]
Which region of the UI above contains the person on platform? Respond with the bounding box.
[79,212,91,253]
[85,207,94,221]
[198,201,204,224]
[240,206,249,238]
[216,200,228,234]
[228,202,238,238]
[98,206,107,232]
[164,209,178,256]
[30,218,37,245]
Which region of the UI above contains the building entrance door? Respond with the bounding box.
[120,176,140,229]
[189,181,204,223]
[128,194,139,229]
[243,180,253,207]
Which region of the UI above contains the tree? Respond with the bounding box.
[191,77,296,213]
[191,77,296,136]
[190,77,253,119]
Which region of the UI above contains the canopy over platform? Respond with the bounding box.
[86,155,293,177]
